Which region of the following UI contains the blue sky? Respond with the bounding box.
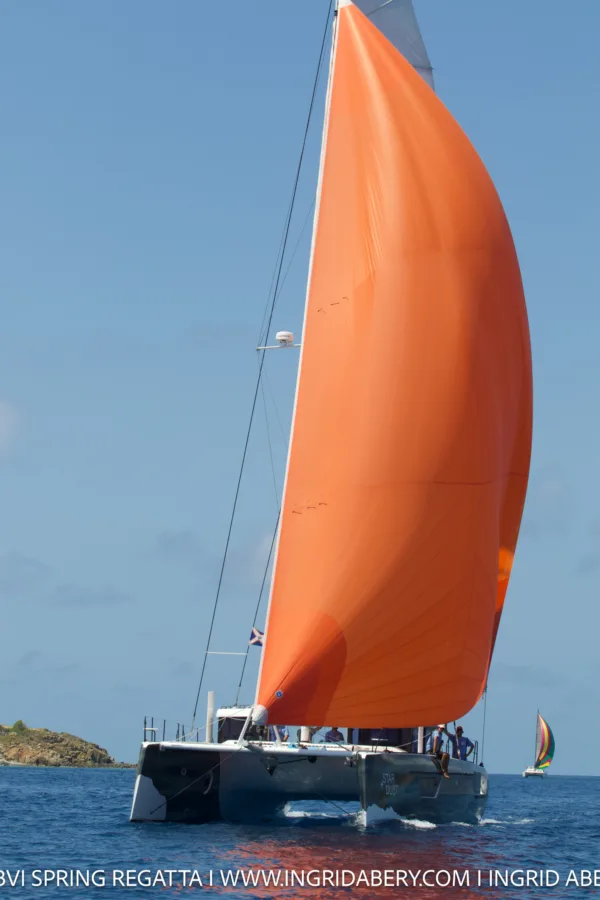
[0,0,598,773]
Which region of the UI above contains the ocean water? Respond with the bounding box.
[1,769,599,898]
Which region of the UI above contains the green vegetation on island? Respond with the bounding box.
[0,721,133,768]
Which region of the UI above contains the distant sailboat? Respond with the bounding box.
[131,0,533,826]
[523,713,555,777]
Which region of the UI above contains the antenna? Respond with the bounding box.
[257,330,302,351]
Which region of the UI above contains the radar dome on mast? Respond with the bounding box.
[275,331,294,346]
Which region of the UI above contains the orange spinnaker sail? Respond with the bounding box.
[256,2,532,727]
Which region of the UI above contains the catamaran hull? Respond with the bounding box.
[131,742,488,826]
[130,741,360,824]
[357,752,488,825]
[523,766,545,777]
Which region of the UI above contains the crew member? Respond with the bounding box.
[446,724,474,760]
[426,724,450,778]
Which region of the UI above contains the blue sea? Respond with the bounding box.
[1,769,599,898]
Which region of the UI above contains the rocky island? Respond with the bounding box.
[0,721,133,768]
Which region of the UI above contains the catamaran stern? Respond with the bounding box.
[131,742,222,823]
[130,740,361,824]
[357,752,488,825]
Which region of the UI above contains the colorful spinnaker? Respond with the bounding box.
[254,0,532,728]
[534,714,556,770]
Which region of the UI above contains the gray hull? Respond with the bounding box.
[357,752,488,825]
[130,741,360,824]
[131,741,487,825]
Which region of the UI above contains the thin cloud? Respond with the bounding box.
[0,650,83,686]
[0,552,52,597]
[574,519,600,576]
[166,659,196,678]
[0,400,18,457]
[153,528,276,590]
[521,466,574,540]
[152,530,217,584]
[231,531,275,586]
[491,661,564,690]
[575,552,600,577]
[50,583,133,608]
[154,530,203,564]
[187,320,255,349]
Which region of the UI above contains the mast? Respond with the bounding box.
[253,2,340,716]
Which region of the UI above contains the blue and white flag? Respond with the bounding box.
[249,627,264,647]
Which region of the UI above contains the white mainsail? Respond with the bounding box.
[352,0,434,89]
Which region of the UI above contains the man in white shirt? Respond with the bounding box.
[426,724,450,778]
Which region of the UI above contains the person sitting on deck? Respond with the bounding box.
[324,726,345,743]
[446,725,474,761]
[426,724,450,778]
[269,725,289,743]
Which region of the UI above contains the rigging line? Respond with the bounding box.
[147,748,241,817]
[313,789,355,819]
[260,375,281,506]
[256,0,333,349]
[256,197,314,354]
[366,0,396,12]
[256,193,314,353]
[481,682,488,764]
[191,0,334,729]
[234,509,281,707]
[262,368,288,443]
[256,227,288,349]
[275,199,316,303]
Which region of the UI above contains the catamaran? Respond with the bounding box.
[131,0,532,826]
[523,713,555,777]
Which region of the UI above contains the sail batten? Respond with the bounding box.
[255,3,532,728]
